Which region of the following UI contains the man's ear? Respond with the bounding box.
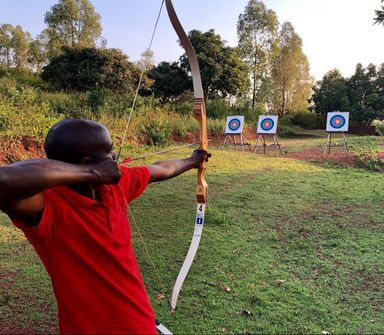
[81,156,92,165]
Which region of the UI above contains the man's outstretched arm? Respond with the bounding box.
[147,150,209,183]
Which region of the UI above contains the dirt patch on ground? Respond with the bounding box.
[0,136,44,164]
[285,147,359,166]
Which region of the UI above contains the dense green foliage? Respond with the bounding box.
[0,77,58,138]
[312,64,384,127]
[290,110,323,129]
[0,72,228,147]
[147,62,191,104]
[180,29,249,103]
[41,47,140,92]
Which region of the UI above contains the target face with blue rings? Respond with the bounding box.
[330,115,346,129]
[260,118,275,131]
[228,118,241,131]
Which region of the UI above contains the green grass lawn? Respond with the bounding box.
[1,143,383,334]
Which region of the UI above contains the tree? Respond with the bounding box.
[136,49,155,95]
[43,0,102,58]
[216,46,250,99]
[312,64,384,127]
[237,0,279,113]
[271,22,312,115]
[348,63,384,126]
[179,29,249,104]
[11,25,32,69]
[374,0,384,26]
[311,69,350,116]
[28,35,48,72]
[0,24,14,67]
[147,62,191,104]
[42,47,140,92]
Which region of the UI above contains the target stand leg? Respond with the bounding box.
[273,135,283,157]
[342,132,348,157]
[220,135,229,149]
[324,133,331,158]
[253,135,261,153]
[240,133,245,152]
[241,132,253,152]
[262,135,267,154]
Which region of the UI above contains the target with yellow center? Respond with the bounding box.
[257,115,278,134]
[326,112,349,132]
[225,116,244,134]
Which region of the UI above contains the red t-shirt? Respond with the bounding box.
[12,166,156,334]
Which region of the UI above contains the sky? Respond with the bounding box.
[0,0,383,80]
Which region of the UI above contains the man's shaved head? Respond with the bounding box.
[44,119,113,164]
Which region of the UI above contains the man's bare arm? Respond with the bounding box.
[147,150,209,183]
[0,158,121,218]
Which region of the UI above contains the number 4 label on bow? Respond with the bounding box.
[194,204,206,236]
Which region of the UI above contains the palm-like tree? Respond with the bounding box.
[374,0,384,25]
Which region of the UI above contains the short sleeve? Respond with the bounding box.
[11,189,56,243]
[119,166,150,203]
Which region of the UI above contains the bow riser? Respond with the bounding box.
[194,98,208,203]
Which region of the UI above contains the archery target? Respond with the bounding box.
[225,116,244,134]
[257,115,278,134]
[326,112,349,132]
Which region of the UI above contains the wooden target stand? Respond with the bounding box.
[220,131,252,152]
[323,132,349,157]
[254,134,283,156]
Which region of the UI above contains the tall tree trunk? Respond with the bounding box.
[252,38,258,115]
[281,78,286,116]
[252,69,257,114]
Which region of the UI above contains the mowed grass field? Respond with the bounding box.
[1,142,383,334]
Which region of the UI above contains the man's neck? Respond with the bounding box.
[70,185,100,202]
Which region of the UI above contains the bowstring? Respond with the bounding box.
[125,199,167,297]
[116,0,165,161]
[127,142,199,162]
[117,0,168,299]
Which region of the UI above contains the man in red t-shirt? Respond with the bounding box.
[0,119,209,334]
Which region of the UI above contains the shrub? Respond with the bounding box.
[141,118,173,146]
[0,79,59,139]
[43,92,96,119]
[206,99,232,119]
[357,156,384,172]
[291,110,323,129]
[279,115,293,126]
[278,125,297,138]
[208,118,226,136]
[373,120,384,136]
[173,100,193,116]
